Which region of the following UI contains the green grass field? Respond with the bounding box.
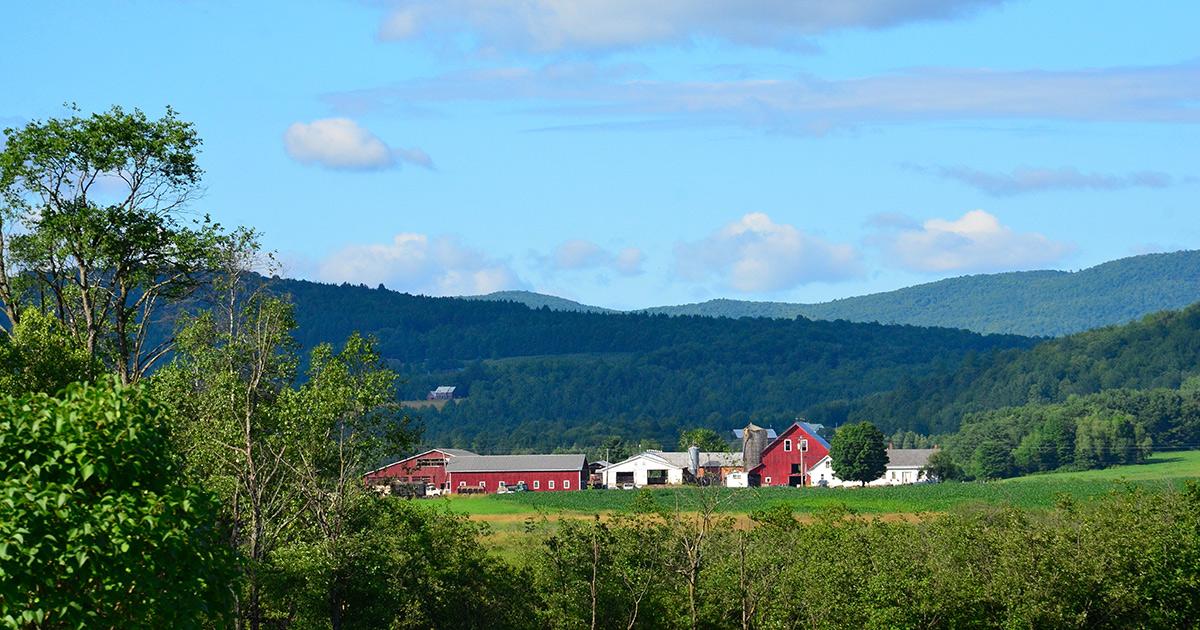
[437,450,1200,519]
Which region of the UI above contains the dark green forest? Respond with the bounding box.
[849,304,1200,435]
[268,277,1035,452]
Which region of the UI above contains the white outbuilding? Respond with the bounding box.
[600,451,686,488]
[808,448,937,487]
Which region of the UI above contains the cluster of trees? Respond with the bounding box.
[850,304,1200,435]
[935,386,1200,479]
[522,486,1200,629]
[0,106,445,628]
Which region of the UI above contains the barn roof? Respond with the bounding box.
[732,427,779,441]
[446,454,586,473]
[886,448,937,468]
[432,386,456,394]
[798,422,831,450]
[362,447,478,477]
[651,451,744,469]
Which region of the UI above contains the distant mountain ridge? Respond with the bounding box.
[464,291,615,314]
[465,251,1200,337]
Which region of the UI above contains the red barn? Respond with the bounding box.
[447,454,587,493]
[363,448,477,492]
[749,422,830,487]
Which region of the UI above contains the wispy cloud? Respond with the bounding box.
[319,232,524,295]
[871,209,1073,273]
[327,62,1200,133]
[674,213,862,292]
[284,118,432,171]
[377,0,1007,54]
[549,239,645,276]
[915,165,1178,196]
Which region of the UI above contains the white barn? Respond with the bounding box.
[808,448,937,488]
[599,450,743,488]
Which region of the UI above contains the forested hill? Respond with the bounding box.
[463,290,615,314]
[480,250,1200,338]
[848,303,1200,436]
[271,277,1033,452]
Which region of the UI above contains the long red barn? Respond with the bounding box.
[447,454,587,493]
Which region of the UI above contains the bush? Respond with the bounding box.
[0,380,236,628]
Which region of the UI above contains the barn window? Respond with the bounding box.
[480,481,486,489]
[498,481,506,488]
[800,439,809,452]
[458,481,466,488]
[533,480,540,490]
[783,439,792,452]
[764,476,772,485]
[564,480,571,489]
[549,480,556,490]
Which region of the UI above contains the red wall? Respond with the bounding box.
[751,423,830,487]
[363,449,456,490]
[450,469,585,493]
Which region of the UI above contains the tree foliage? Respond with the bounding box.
[829,422,888,486]
[0,380,236,628]
[678,428,729,452]
[0,105,229,383]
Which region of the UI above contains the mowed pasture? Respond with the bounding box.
[440,450,1200,519]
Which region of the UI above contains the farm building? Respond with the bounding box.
[446,454,587,493]
[427,385,458,400]
[600,448,743,488]
[745,421,831,487]
[807,448,938,487]
[363,448,477,493]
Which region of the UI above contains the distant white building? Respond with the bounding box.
[600,450,743,488]
[808,449,938,487]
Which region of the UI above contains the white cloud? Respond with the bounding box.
[318,232,523,295]
[923,165,1175,196]
[550,239,645,276]
[378,0,1006,53]
[283,118,432,171]
[328,61,1200,133]
[873,210,1073,273]
[673,213,862,292]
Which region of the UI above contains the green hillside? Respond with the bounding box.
[849,303,1200,436]
[269,277,1032,452]
[640,251,1200,337]
[463,290,615,314]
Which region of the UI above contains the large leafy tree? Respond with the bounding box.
[0,105,228,383]
[0,380,236,628]
[678,428,729,452]
[829,421,888,486]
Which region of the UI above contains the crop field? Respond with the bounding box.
[440,450,1200,519]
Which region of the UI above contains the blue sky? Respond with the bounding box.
[3,1,1198,308]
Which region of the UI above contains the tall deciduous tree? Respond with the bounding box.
[678,428,729,452]
[830,421,888,486]
[0,105,229,383]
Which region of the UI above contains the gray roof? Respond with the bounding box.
[886,449,937,468]
[446,454,586,473]
[432,386,457,394]
[650,450,744,469]
[439,448,477,457]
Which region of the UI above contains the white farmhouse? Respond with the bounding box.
[808,448,937,488]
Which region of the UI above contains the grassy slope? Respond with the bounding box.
[439,450,1200,518]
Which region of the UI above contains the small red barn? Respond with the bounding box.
[749,422,830,487]
[447,454,587,493]
[363,448,477,492]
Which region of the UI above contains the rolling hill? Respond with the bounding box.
[468,250,1200,338]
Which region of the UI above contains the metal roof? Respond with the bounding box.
[650,450,744,468]
[732,427,779,440]
[446,454,587,473]
[363,447,478,476]
[432,386,457,393]
[798,422,832,450]
[886,449,937,468]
